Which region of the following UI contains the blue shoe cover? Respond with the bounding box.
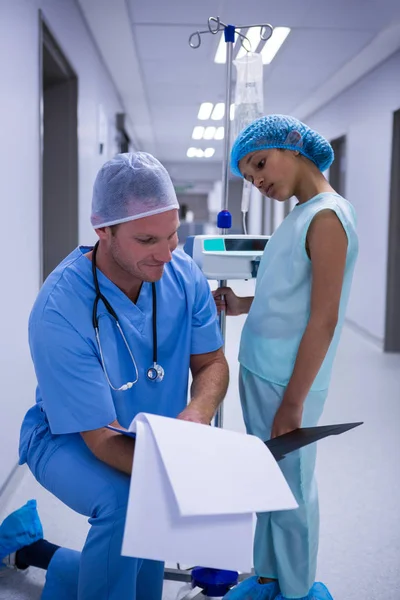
[223,576,280,599]
[276,582,333,600]
[0,500,43,561]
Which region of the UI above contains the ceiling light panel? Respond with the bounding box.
[192,126,205,140]
[211,103,225,120]
[204,126,216,140]
[198,102,214,120]
[261,27,290,64]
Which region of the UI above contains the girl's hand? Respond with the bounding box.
[271,400,303,439]
[212,287,244,316]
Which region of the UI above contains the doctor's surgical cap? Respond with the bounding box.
[230,114,334,177]
[91,152,179,229]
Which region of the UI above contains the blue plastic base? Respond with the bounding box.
[191,567,239,597]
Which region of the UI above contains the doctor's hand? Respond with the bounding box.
[177,404,211,425]
[212,287,252,316]
[271,400,303,439]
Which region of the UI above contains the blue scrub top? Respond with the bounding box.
[19,247,222,460]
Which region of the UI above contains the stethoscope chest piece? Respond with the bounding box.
[147,363,165,383]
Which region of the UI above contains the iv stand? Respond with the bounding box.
[162,19,275,594]
[189,17,273,429]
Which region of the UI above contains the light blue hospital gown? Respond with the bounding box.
[239,193,358,599]
[19,246,223,600]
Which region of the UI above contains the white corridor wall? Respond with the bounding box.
[0,0,124,488]
[304,50,400,343]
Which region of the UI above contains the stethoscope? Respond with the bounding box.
[92,242,165,391]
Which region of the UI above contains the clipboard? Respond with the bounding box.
[106,421,363,462]
[265,422,363,461]
[106,424,137,438]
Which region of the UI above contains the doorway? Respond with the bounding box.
[384,108,400,352]
[40,17,78,281]
[329,135,347,197]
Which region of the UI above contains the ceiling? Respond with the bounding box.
[78,0,400,192]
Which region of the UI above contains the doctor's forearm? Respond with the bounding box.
[81,428,135,475]
[97,435,135,475]
[190,359,229,421]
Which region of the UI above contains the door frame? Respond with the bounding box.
[329,135,347,197]
[38,11,78,283]
[384,108,400,352]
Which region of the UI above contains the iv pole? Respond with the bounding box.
[164,18,274,594]
[189,17,273,429]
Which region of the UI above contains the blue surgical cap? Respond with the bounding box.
[230,114,334,177]
[91,152,179,229]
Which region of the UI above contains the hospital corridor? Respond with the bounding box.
[1,1,400,600]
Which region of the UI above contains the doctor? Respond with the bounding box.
[16,152,229,600]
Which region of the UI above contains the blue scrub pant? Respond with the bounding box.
[25,424,164,600]
[239,367,328,600]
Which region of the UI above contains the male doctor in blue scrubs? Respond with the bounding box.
[15,152,229,600]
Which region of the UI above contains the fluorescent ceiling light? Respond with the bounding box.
[211,103,235,121]
[204,126,216,140]
[236,27,262,59]
[261,27,290,64]
[214,32,227,64]
[187,147,215,158]
[214,127,224,140]
[211,103,225,120]
[198,102,214,120]
[214,32,240,64]
[192,126,205,140]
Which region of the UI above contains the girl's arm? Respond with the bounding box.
[271,209,348,438]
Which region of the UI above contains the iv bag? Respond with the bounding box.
[233,52,264,138]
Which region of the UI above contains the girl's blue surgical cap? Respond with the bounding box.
[91,152,179,229]
[230,114,334,177]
